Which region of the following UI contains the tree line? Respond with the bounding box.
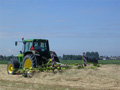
[0,55,15,61]
[62,52,99,60]
[62,55,82,60]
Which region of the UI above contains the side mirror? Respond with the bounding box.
[20,51,22,54]
[15,41,17,46]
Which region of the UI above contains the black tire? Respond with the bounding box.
[54,57,60,62]
[7,59,20,75]
[22,54,36,69]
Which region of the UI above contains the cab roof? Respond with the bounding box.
[24,39,48,42]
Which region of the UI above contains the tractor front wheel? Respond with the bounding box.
[7,59,20,75]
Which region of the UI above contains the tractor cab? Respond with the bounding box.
[23,39,50,55]
[15,38,49,53]
[17,39,51,65]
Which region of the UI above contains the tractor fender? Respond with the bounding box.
[24,51,40,57]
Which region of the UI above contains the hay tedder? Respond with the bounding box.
[7,38,61,75]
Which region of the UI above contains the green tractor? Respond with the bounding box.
[7,38,59,75]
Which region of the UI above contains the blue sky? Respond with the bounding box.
[0,0,120,56]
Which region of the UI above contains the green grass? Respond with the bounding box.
[1,60,120,65]
[60,60,120,65]
[0,61,8,64]
[98,60,120,65]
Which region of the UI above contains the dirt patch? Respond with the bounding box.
[0,64,120,90]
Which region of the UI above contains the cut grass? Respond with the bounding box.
[0,79,75,90]
[1,64,120,90]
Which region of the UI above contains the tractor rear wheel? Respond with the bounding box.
[23,54,36,69]
[7,59,20,75]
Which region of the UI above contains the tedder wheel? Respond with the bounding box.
[23,54,36,69]
[7,59,20,75]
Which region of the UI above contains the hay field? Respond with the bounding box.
[0,64,120,90]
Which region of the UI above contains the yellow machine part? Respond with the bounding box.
[8,64,13,73]
[24,58,32,69]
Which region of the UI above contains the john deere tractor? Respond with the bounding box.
[7,38,59,74]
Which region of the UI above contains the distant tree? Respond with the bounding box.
[91,52,95,58]
[86,52,91,58]
[58,56,62,60]
[0,55,3,61]
[95,52,99,59]
[86,52,99,59]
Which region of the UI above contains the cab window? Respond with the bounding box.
[24,42,29,52]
